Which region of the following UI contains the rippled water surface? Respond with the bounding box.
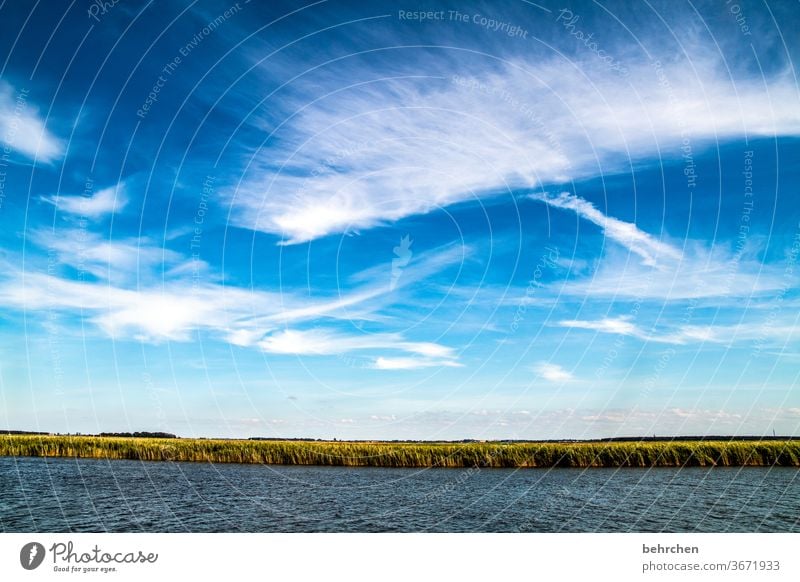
[2,456,798,532]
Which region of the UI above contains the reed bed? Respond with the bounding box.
[1,435,798,468]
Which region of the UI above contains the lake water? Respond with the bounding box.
[1,456,798,532]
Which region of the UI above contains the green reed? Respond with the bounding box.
[1,435,798,468]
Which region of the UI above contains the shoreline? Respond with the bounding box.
[2,435,799,468]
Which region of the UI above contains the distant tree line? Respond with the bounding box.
[249,437,324,441]
[4,430,796,442]
[597,435,797,442]
[247,437,485,442]
[248,436,799,443]
[99,432,178,439]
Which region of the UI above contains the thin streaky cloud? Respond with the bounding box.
[558,317,800,347]
[257,328,460,369]
[530,191,681,268]
[373,356,463,370]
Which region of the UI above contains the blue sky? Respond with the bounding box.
[0,0,798,439]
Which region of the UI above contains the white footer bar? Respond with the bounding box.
[1,533,797,581]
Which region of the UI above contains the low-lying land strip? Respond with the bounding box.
[2,435,799,468]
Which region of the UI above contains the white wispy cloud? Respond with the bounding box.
[0,82,63,162]
[0,271,399,345]
[373,357,462,370]
[258,328,460,369]
[7,233,467,348]
[27,228,191,284]
[533,362,574,382]
[348,241,468,289]
[530,191,681,267]
[0,272,278,342]
[43,184,128,218]
[222,241,468,332]
[529,192,793,301]
[230,51,799,243]
[557,316,800,346]
[558,316,646,339]
[0,238,464,364]
[562,243,790,301]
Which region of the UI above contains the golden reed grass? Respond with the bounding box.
[2,435,799,468]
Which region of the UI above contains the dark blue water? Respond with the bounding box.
[1,456,798,532]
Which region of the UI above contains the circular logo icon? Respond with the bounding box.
[20,542,46,570]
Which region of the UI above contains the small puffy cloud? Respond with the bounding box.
[534,362,574,382]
